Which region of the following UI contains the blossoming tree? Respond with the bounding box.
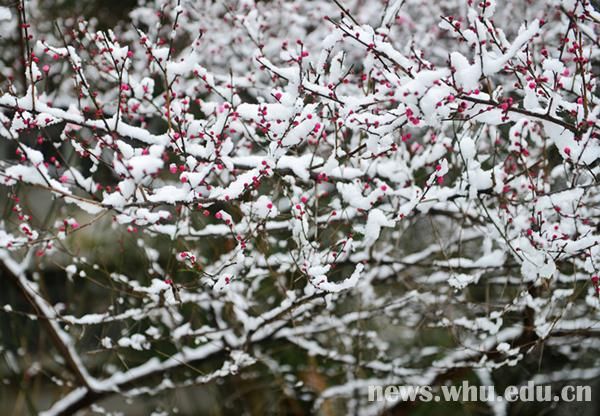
[0,0,599,414]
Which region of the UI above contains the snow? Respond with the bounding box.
[242,195,278,219]
[209,168,263,200]
[122,151,164,182]
[147,185,193,204]
[450,52,482,91]
[517,237,557,282]
[281,118,319,147]
[118,334,150,351]
[314,263,364,293]
[39,388,88,416]
[482,20,540,76]
[0,7,11,21]
[337,181,386,210]
[448,273,481,290]
[362,209,395,247]
[2,1,600,413]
